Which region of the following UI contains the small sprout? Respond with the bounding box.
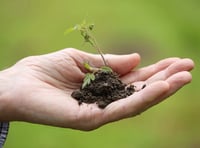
[82,73,95,89]
[66,20,114,89]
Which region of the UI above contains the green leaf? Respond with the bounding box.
[83,62,92,71]
[65,20,107,66]
[100,66,113,72]
[88,24,94,30]
[83,62,99,72]
[89,73,95,81]
[64,27,76,35]
[82,73,95,89]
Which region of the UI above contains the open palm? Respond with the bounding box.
[4,48,193,130]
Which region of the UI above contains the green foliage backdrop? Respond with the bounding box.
[0,0,199,147]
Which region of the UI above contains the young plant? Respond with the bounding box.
[69,21,137,108]
[65,20,107,66]
[66,20,112,88]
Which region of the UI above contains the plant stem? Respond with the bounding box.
[86,29,108,66]
[92,39,107,66]
[73,21,108,66]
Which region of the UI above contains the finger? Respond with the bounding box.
[158,71,192,103]
[121,57,180,84]
[167,58,194,73]
[146,58,194,84]
[102,81,169,124]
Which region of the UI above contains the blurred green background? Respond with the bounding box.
[1,0,199,147]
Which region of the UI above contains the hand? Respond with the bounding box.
[0,48,194,130]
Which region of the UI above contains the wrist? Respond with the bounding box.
[0,68,16,121]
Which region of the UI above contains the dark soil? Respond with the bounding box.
[71,71,135,109]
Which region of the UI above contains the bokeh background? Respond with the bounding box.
[1,0,199,147]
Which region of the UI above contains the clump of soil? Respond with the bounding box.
[71,71,135,109]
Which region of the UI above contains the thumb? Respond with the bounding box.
[63,48,140,76]
[104,53,140,76]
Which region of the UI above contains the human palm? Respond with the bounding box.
[4,48,193,130]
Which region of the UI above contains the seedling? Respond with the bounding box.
[68,21,136,108]
[66,20,112,88]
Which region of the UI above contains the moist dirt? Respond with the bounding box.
[71,71,135,108]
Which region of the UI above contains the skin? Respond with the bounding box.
[0,48,194,131]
